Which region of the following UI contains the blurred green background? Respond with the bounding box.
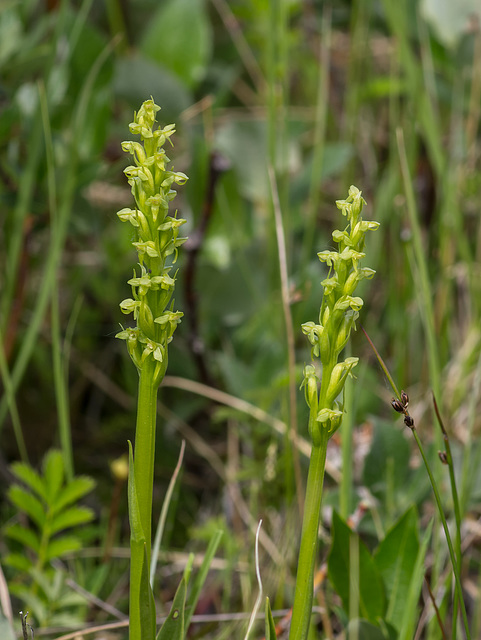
[1,0,481,637]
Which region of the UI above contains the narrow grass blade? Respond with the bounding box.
[150,441,186,587]
[184,528,223,631]
[265,597,277,639]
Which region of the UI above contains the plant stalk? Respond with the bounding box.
[289,420,329,639]
[129,358,159,640]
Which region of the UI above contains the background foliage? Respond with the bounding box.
[1,0,481,638]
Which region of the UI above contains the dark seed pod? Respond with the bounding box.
[391,398,405,413]
[438,451,448,465]
[401,390,409,408]
[404,415,414,428]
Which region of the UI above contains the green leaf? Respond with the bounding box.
[327,511,386,623]
[156,577,186,640]
[5,523,40,553]
[0,612,16,640]
[113,55,191,123]
[3,552,32,571]
[346,619,392,640]
[399,520,433,640]
[8,486,45,527]
[45,535,82,560]
[265,597,277,639]
[362,419,410,497]
[53,475,95,514]
[50,505,94,535]
[10,462,47,501]
[140,0,211,89]
[374,507,419,632]
[43,450,64,504]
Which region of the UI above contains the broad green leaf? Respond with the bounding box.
[53,476,95,514]
[0,612,16,640]
[374,506,419,632]
[362,420,410,498]
[113,55,191,123]
[8,486,45,527]
[140,0,211,89]
[156,577,186,640]
[43,450,64,504]
[45,535,82,560]
[5,523,40,553]
[139,543,156,640]
[265,597,277,639]
[10,462,47,501]
[346,619,391,639]
[328,511,386,623]
[420,0,481,48]
[50,505,94,535]
[399,520,433,640]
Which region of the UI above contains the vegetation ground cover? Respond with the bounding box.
[1,1,481,638]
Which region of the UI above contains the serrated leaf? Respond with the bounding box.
[156,577,186,640]
[374,506,419,632]
[43,450,64,504]
[328,511,386,623]
[10,462,47,501]
[265,597,277,639]
[8,486,45,527]
[5,522,40,553]
[3,552,32,571]
[45,535,82,561]
[50,505,94,535]
[53,476,95,514]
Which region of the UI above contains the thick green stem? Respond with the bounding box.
[129,358,158,640]
[134,359,158,553]
[289,425,329,640]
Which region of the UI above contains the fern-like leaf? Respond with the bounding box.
[50,506,94,535]
[53,476,96,514]
[8,486,45,527]
[5,523,40,554]
[10,462,47,502]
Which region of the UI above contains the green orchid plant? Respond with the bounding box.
[289,186,379,639]
[116,98,188,640]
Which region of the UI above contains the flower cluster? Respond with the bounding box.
[116,99,188,387]
[301,186,379,442]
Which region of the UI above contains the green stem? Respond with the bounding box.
[129,358,159,640]
[134,360,158,559]
[289,425,329,640]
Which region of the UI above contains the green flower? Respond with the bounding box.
[302,185,378,438]
[116,99,188,385]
